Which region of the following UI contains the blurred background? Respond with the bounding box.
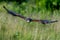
[0,0,60,40]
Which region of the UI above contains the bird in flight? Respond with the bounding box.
[3,6,58,24]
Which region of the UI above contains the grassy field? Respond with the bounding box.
[0,2,60,40]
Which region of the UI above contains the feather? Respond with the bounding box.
[3,6,26,19]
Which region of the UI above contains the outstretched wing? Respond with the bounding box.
[31,19,58,24]
[38,20,58,24]
[48,20,58,23]
[3,6,26,19]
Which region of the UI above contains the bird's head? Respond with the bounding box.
[26,18,32,23]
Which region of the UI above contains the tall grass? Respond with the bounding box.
[0,2,60,40]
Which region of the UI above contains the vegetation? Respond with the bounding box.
[0,0,60,40]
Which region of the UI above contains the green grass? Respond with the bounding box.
[0,2,60,40]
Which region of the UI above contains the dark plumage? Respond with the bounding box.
[39,20,58,24]
[3,6,58,24]
[3,6,17,16]
[3,6,26,19]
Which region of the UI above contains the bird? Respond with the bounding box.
[3,6,58,24]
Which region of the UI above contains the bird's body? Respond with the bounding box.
[3,6,58,24]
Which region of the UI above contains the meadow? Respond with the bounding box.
[0,2,60,40]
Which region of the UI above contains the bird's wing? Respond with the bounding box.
[3,6,26,19]
[3,6,18,16]
[32,19,41,22]
[39,20,58,24]
[16,14,26,19]
[32,19,58,24]
[48,20,58,23]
